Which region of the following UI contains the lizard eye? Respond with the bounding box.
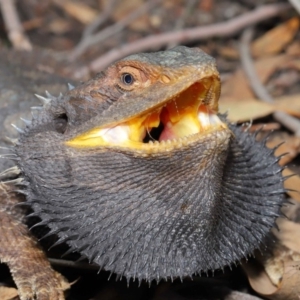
[121,73,134,85]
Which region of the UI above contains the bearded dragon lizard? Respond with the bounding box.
[0,46,284,299]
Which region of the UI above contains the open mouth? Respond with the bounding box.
[66,78,226,150]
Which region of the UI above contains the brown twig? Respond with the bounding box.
[167,0,198,49]
[82,0,119,39]
[288,0,300,14]
[81,0,118,39]
[239,27,300,136]
[73,3,290,78]
[70,0,162,60]
[0,0,32,50]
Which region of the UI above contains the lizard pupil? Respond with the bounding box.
[122,73,134,85]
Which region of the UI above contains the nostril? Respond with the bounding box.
[54,114,68,134]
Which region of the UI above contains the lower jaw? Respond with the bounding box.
[102,125,230,156]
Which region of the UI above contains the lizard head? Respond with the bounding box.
[62,46,224,151]
[14,46,284,282]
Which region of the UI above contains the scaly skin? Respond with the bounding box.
[0,46,284,298]
[0,182,68,300]
[0,49,72,300]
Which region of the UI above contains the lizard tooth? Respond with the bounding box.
[148,140,154,144]
[35,94,51,105]
[20,117,31,125]
[68,83,75,91]
[11,124,24,134]
[198,112,210,129]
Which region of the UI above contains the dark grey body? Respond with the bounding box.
[0,46,285,283]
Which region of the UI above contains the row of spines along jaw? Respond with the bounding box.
[3,83,76,149]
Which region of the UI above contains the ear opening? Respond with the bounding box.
[54,113,68,134]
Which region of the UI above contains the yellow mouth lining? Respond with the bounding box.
[66,80,227,149]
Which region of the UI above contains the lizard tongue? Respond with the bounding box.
[157,83,213,141]
[159,107,207,141]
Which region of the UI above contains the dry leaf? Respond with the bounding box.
[222,55,292,100]
[266,132,300,166]
[218,46,239,59]
[244,230,300,300]
[219,17,300,59]
[219,97,275,122]
[199,0,214,12]
[244,202,300,299]
[252,17,300,57]
[286,41,300,56]
[281,59,300,71]
[283,168,300,202]
[249,123,281,132]
[242,260,278,296]
[274,94,300,117]
[100,0,149,31]
[22,17,43,31]
[54,0,98,24]
[219,93,300,122]
[274,219,300,253]
[0,286,18,300]
[47,19,71,34]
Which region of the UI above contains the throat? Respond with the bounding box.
[142,106,223,143]
[143,122,164,143]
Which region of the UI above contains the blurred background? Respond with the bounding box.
[0,0,300,299]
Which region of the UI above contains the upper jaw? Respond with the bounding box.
[62,60,220,134]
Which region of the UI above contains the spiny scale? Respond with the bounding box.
[20,117,31,125]
[0,154,19,161]
[11,124,24,134]
[4,136,18,145]
[35,94,51,105]
[68,83,75,91]
[13,189,28,196]
[3,177,24,185]
[0,146,13,151]
[45,90,55,100]
[0,166,21,179]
